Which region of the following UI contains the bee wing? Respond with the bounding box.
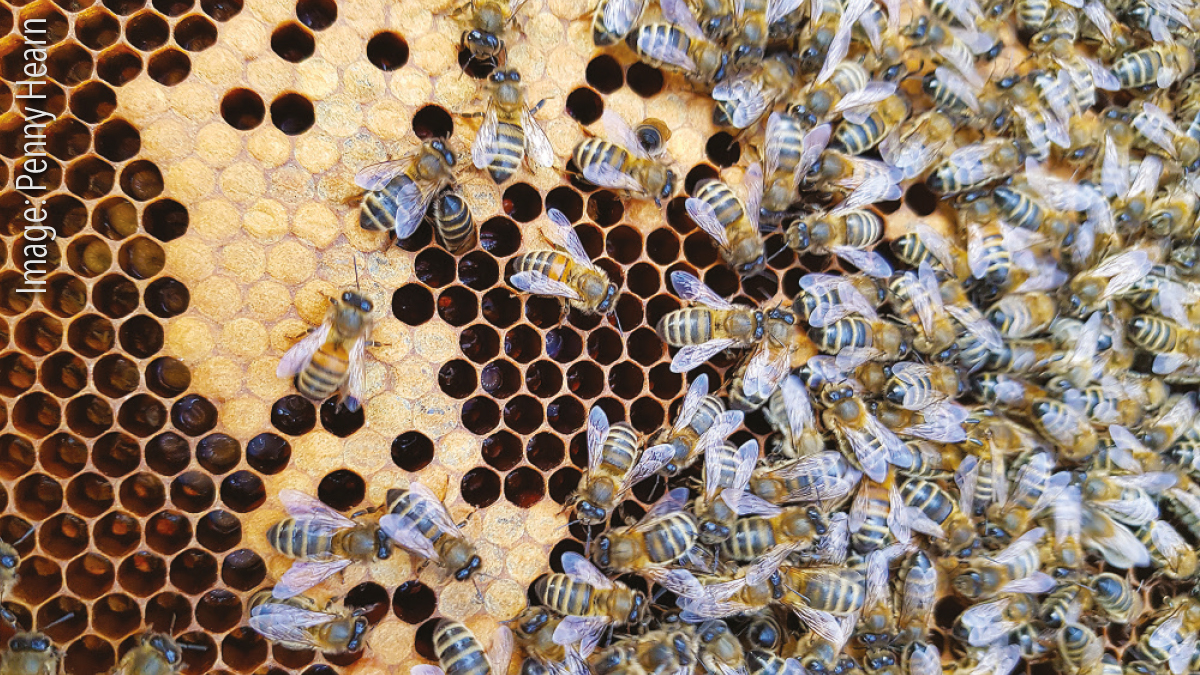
[670,271,735,308]
[955,454,979,516]
[413,666,447,675]
[634,28,697,71]
[712,78,769,129]
[695,411,746,493]
[832,247,892,278]
[406,481,463,535]
[949,304,1005,352]
[1055,484,1082,544]
[587,405,610,476]
[520,107,556,170]
[744,162,764,228]
[1099,135,1130,199]
[600,109,648,160]
[796,125,833,189]
[560,551,614,589]
[989,526,1045,564]
[765,113,791,178]
[277,324,332,378]
[865,542,904,607]
[510,271,584,302]
[640,487,691,525]
[837,423,889,483]
[582,160,649,194]
[542,208,598,269]
[1093,250,1153,299]
[674,374,710,433]
[1006,451,1051,510]
[1133,103,1179,157]
[961,598,1018,646]
[472,103,502,171]
[552,616,609,653]
[724,490,782,517]
[379,513,440,561]
[342,336,367,413]
[487,627,514,675]
[782,375,816,440]
[645,569,706,601]
[1081,54,1120,91]
[1154,393,1198,438]
[1167,635,1197,675]
[741,345,790,400]
[912,222,959,275]
[771,452,859,502]
[687,196,732,248]
[1085,509,1152,569]
[817,0,867,84]
[278,490,356,529]
[998,570,1056,594]
[1149,521,1190,574]
[1082,0,1114,39]
[601,0,648,38]
[705,434,741,500]
[832,174,897,216]
[620,443,676,493]
[660,0,706,37]
[908,644,942,675]
[767,0,805,24]
[1130,155,1164,202]
[249,604,341,647]
[901,273,938,339]
[354,159,410,191]
[934,66,982,113]
[743,542,795,587]
[678,591,754,621]
[274,559,352,599]
[671,340,741,373]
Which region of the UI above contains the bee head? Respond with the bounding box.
[731,43,763,67]
[467,28,502,56]
[788,103,820,129]
[522,658,549,675]
[806,506,827,534]
[786,219,811,251]
[148,634,182,665]
[951,570,984,599]
[345,617,371,652]
[597,283,618,314]
[454,554,482,581]
[0,553,16,570]
[342,291,373,314]
[517,607,550,636]
[744,617,781,651]
[428,139,456,166]
[575,499,608,524]
[12,635,51,653]
[698,517,730,544]
[593,534,613,567]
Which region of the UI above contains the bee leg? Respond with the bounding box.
[529,98,548,116]
[374,528,393,560]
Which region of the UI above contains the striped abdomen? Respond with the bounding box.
[832,112,891,155]
[1015,0,1050,30]
[769,114,807,175]
[597,423,640,479]
[899,479,955,525]
[574,139,633,180]
[841,211,884,248]
[513,250,571,283]
[297,343,349,402]
[973,227,1013,283]
[627,24,692,73]
[643,513,699,564]
[1113,47,1168,89]
[722,517,778,560]
[431,192,476,252]
[992,186,1042,231]
[266,518,336,560]
[360,173,416,232]
[828,62,869,97]
[534,575,595,616]
[434,620,492,675]
[386,488,449,546]
[811,317,873,353]
[695,180,746,231]
[486,120,526,184]
[1128,315,1178,351]
[851,481,890,553]
[658,308,717,346]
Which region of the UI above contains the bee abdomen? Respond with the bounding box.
[488,121,526,184]
[722,518,779,560]
[657,309,715,346]
[513,250,570,280]
[900,480,954,525]
[360,175,415,232]
[435,620,491,675]
[843,211,884,248]
[432,192,476,252]
[267,519,333,560]
[575,138,631,178]
[387,489,448,544]
[297,345,349,401]
[643,513,699,564]
[695,181,746,226]
[600,423,640,475]
[535,575,593,615]
[832,115,887,155]
[1113,48,1166,89]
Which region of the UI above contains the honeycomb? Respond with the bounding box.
[0,0,1018,671]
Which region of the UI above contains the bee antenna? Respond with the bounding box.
[354,257,361,292]
[177,643,209,652]
[10,527,34,546]
[39,612,77,631]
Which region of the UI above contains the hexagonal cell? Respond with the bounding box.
[46,117,91,161]
[144,277,190,319]
[200,0,241,19]
[67,313,115,356]
[64,636,115,675]
[39,433,88,478]
[174,14,217,50]
[170,470,216,512]
[66,473,115,517]
[145,510,192,554]
[411,104,453,140]
[317,469,365,510]
[65,394,114,437]
[146,47,190,85]
[12,392,61,438]
[119,472,166,515]
[43,274,89,319]
[145,431,191,475]
[391,430,433,472]
[96,47,143,85]
[270,92,314,135]
[220,87,265,130]
[77,7,122,49]
[65,156,115,199]
[0,434,35,480]
[245,433,291,474]
[219,470,265,512]
[438,359,477,399]
[565,87,602,125]
[117,551,167,597]
[195,510,241,552]
[91,594,141,639]
[366,31,408,70]
[196,588,241,633]
[65,553,115,598]
[196,433,240,474]
[0,353,36,397]
[460,466,500,508]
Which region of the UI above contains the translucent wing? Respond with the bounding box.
[522,107,556,170]
[1083,0,1114,40]
[274,559,352,598]
[674,373,710,433]
[635,29,697,70]
[989,526,1045,564]
[473,104,502,171]
[601,0,647,37]
[961,597,1020,646]
[796,125,833,187]
[908,644,942,675]
[354,160,408,191]
[933,65,981,113]
[1082,55,1120,90]
[587,405,610,476]
[955,454,979,516]
[561,551,614,589]
[638,487,691,526]
[832,247,892,278]
[765,113,793,178]
[913,222,959,274]
[740,345,790,400]
[832,82,898,114]
[802,275,878,326]
[621,443,676,492]
[249,604,340,648]
[488,627,514,675]
[1093,250,1153,299]
[744,162,764,228]
[343,336,366,413]
[767,0,805,24]
[394,180,437,239]
[405,481,462,534]
[1007,452,1051,511]
[671,340,741,373]
[687,196,732,247]
[1130,155,1164,200]
[278,490,356,529]
[782,375,816,441]
[659,0,706,37]
[817,0,869,84]
[837,423,889,482]
[379,513,440,561]
[413,666,446,675]
[671,271,735,309]
[712,77,769,129]
[542,209,597,269]
[706,440,741,501]
[1133,103,1179,157]
[277,324,332,377]
[552,616,609,653]
[510,271,583,302]
[600,108,647,160]
[582,161,647,194]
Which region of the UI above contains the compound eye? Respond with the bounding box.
[31,637,50,651]
[342,292,353,302]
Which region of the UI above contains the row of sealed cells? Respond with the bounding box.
[0,192,190,244]
[0,350,188,400]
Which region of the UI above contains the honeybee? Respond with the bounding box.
[820,384,913,483]
[952,527,1055,600]
[1137,393,1197,452]
[761,116,832,223]
[695,439,772,545]
[686,164,768,276]
[1111,23,1196,90]
[652,374,738,476]
[592,0,646,45]
[427,189,477,253]
[891,224,972,285]
[1128,314,1200,375]
[1064,248,1156,318]
[0,633,60,675]
[455,0,526,67]
[1147,186,1199,237]
[412,621,512,675]
[880,108,959,181]
[983,450,1070,543]
[1030,398,1098,462]
[957,592,1040,647]
[276,289,374,412]
[748,651,805,675]
[266,489,387,598]
[569,405,676,525]
[590,626,696,675]
[896,550,937,645]
[1081,505,1151,570]
[658,271,797,373]
[1090,572,1143,622]
[357,138,457,239]
[1131,101,1200,166]
[111,634,184,675]
[780,565,866,615]
[724,0,805,66]
[471,68,554,184]
[857,542,907,646]
[809,318,912,369]
[899,478,977,556]
[512,608,590,675]
[1082,464,1176,529]
[694,619,749,675]
[729,341,794,412]
[0,540,20,602]
[791,62,895,130]
[849,470,913,554]
[1136,596,1200,675]
[831,95,910,156]
[247,590,371,654]
[887,262,964,358]
[721,502,829,563]
[788,611,859,675]
[510,209,618,316]
[748,451,863,505]
[795,273,885,329]
[712,55,797,131]
[785,207,892,278]
[674,545,795,621]
[593,487,701,578]
[573,110,678,205]
[380,481,481,582]
[764,374,827,459]
[534,552,648,654]
[1057,622,1104,675]
[884,363,962,413]
[927,139,1023,195]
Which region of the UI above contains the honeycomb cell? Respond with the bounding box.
[275,647,316,671]
[153,0,193,15]
[118,237,166,278]
[67,236,112,278]
[391,430,433,471]
[411,104,453,140]
[605,225,642,264]
[524,296,562,329]
[66,473,115,517]
[118,394,167,437]
[615,295,643,329]
[16,555,63,605]
[626,62,664,97]
[46,117,91,161]
[393,282,434,326]
[93,354,138,397]
[545,326,581,363]
[586,54,623,93]
[245,432,291,474]
[119,472,166,515]
[271,394,317,435]
[145,510,192,554]
[526,359,563,397]
[479,216,519,256]
[565,87,602,125]
[172,393,217,435]
[44,274,90,318]
[96,47,143,86]
[297,0,336,28]
[18,3,69,44]
[566,361,602,398]
[266,91,313,134]
[461,466,500,508]
[68,313,115,356]
[525,432,563,471]
[145,591,192,633]
[458,250,499,291]
[705,132,741,167]
[503,183,542,223]
[221,88,266,131]
[630,396,664,433]
[12,392,61,438]
[366,31,408,70]
[547,466,580,504]
[170,548,218,594]
[304,665,338,675]
[196,433,240,474]
[177,632,219,674]
[482,430,521,471]
[92,509,139,552]
[438,359,477,399]
[505,466,544,507]
[196,589,241,632]
[546,395,584,434]
[145,277,191,318]
[40,513,89,558]
[220,548,266,590]
[574,221,603,258]
[0,516,33,554]
[146,431,191,475]
[0,353,35,396]
[65,553,115,598]
[319,397,364,436]
[0,433,33,480]
[141,199,188,242]
[15,311,63,355]
[586,191,622,228]
[92,594,141,639]
[346,581,390,622]
[545,186,584,223]
[65,156,115,199]
[683,231,719,268]
[481,287,520,328]
[646,292,682,328]
[586,326,622,364]
[195,510,241,551]
[40,432,88,478]
[36,596,86,642]
[648,363,681,398]
[77,7,122,49]
[47,43,94,85]
[119,159,164,201]
[126,9,169,49]
[175,14,217,51]
[201,0,240,19]
[317,469,365,511]
[64,637,115,675]
[93,274,140,318]
[481,359,520,398]
[220,470,266,512]
[627,262,661,299]
[271,21,315,62]
[608,361,644,398]
[46,193,88,237]
[147,47,190,85]
[437,287,477,326]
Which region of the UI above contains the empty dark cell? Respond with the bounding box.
[460,396,499,434]
[479,216,519,255]
[145,510,192,554]
[438,359,477,399]
[170,470,215,512]
[126,9,169,49]
[0,353,35,397]
[120,159,164,200]
[366,31,408,70]
[170,14,217,52]
[393,282,434,325]
[13,393,61,438]
[146,356,192,397]
[627,326,663,366]
[684,163,720,197]
[145,432,190,476]
[392,581,436,623]
[320,397,365,437]
[629,260,661,300]
[481,287,520,327]
[502,182,542,223]
[547,395,584,433]
[39,433,88,478]
[763,233,792,268]
[391,430,433,472]
[481,359,520,398]
[458,251,499,291]
[96,46,143,86]
[460,467,500,508]
[143,593,192,636]
[147,48,190,85]
[14,555,61,605]
[65,554,115,599]
[317,469,365,511]
[341,582,389,624]
[648,364,681,399]
[482,430,521,471]
[221,548,266,590]
[411,104,453,140]
[504,467,544,507]
[246,433,291,474]
[271,21,314,62]
[274,645,316,670]
[94,118,140,163]
[296,0,336,28]
[39,513,88,559]
[683,231,719,268]
[594,398,625,424]
[395,219,433,251]
[459,324,499,363]
[437,287,477,327]
[742,269,779,302]
[118,552,168,597]
[574,221,604,258]
[93,512,138,557]
[177,633,218,674]
[523,296,562,328]
[47,44,93,85]
[604,225,642,263]
[0,434,34,480]
[875,198,901,214]
[905,182,939,216]
[630,397,664,433]
[65,156,114,199]
[703,265,739,299]
[585,54,623,93]
[504,395,543,434]
[565,87,602,125]
[143,198,189,241]
[626,62,664,97]
[116,394,166,438]
[565,361,603,398]
[545,327,581,363]
[269,92,314,134]
[201,0,241,18]
[91,432,140,478]
[46,117,90,161]
[37,596,87,642]
[170,548,218,594]
[586,327,622,364]
[76,7,121,49]
[525,432,564,471]
[195,433,240,474]
[195,589,241,633]
[544,186,584,222]
[608,362,645,398]
[503,324,540,363]
[66,473,115,517]
[615,294,643,328]
[0,272,33,313]
[196,510,241,552]
[118,315,163,357]
[93,274,139,318]
[303,665,337,675]
[526,360,562,397]
[220,470,265,513]
[152,0,193,15]
[64,637,115,675]
[119,472,166,516]
[705,132,741,167]
[665,196,694,233]
[220,88,265,130]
